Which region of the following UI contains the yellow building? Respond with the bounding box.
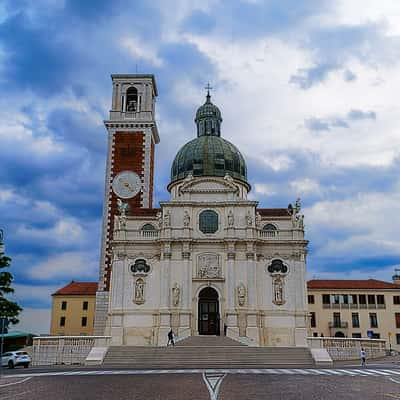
[50,281,97,336]
[307,278,400,351]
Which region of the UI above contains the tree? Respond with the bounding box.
[0,251,22,325]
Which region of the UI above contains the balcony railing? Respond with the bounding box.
[114,229,159,241]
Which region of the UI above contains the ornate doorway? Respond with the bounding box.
[198,287,220,335]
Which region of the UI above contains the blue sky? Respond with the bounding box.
[1,0,400,333]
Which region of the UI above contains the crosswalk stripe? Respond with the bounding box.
[6,367,400,378]
[351,369,377,376]
[323,369,343,375]
[366,369,391,376]
[336,369,358,375]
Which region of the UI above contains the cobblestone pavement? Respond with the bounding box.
[2,370,400,400]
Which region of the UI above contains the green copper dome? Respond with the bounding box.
[170,92,248,184]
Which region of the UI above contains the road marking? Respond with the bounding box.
[6,368,400,378]
[202,372,226,400]
[0,377,32,387]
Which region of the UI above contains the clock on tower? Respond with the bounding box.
[94,74,159,334]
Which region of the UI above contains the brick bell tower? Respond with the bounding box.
[94,74,159,334]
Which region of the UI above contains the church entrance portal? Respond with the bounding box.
[198,287,220,335]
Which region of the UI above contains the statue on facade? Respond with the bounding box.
[183,211,190,227]
[255,212,262,229]
[117,199,129,230]
[289,198,304,229]
[237,283,246,307]
[134,278,145,304]
[172,283,180,307]
[246,211,253,227]
[164,210,171,227]
[156,211,163,229]
[228,210,234,227]
[272,275,285,306]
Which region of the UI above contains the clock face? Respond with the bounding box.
[112,171,142,199]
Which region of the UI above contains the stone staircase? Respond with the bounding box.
[103,336,314,368]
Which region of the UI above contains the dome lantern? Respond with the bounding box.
[195,87,222,137]
[170,88,248,188]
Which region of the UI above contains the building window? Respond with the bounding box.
[377,295,385,305]
[125,86,138,112]
[308,295,315,304]
[60,316,66,327]
[341,294,349,304]
[199,210,218,234]
[371,333,380,339]
[396,334,400,345]
[352,313,360,328]
[262,224,277,237]
[395,313,400,329]
[310,312,316,328]
[322,294,330,305]
[369,313,378,328]
[368,295,376,305]
[351,294,358,305]
[313,332,318,337]
[332,294,340,305]
[83,301,88,311]
[394,296,400,305]
[359,294,367,305]
[333,312,341,327]
[81,317,87,327]
[352,333,362,338]
[61,301,67,310]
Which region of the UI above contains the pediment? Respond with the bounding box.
[179,176,239,195]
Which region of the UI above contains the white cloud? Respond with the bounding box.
[11,308,51,335]
[29,251,98,281]
[120,37,164,67]
[290,178,322,196]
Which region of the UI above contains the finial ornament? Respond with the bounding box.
[204,82,213,100]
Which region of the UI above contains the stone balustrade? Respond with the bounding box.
[307,337,386,360]
[32,336,111,366]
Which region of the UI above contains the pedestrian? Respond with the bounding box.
[167,329,175,346]
[360,347,366,367]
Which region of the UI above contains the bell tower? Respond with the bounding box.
[94,74,159,334]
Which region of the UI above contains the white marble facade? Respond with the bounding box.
[106,174,309,347]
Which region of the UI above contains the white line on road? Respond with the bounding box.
[0,377,32,387]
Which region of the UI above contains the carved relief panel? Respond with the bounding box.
[197,253,222,279]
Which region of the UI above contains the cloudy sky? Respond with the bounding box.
[1,0,400,333]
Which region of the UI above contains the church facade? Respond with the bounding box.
[94,74,309,347]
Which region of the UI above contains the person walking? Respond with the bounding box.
[360,347,366,367]
[167,329,175,346]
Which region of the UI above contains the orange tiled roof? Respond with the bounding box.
[52,281,97,296]
[307,279,400,290]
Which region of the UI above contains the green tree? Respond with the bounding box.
[0,251,22,325]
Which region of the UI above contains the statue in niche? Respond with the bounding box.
[156,211,163,229]
[272,275,285,306]
[246,211,253,227]
[255,212,262,228]
[134,278,145,304]
[197,254,221,279]
[237,283,246,307]
[228,210,234,227]
[172,283,181,307]
[164,210,171,227]
[183,211,190,227]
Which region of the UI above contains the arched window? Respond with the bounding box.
[141,223,156,237]
[142,224,156,231]
[262,223,277,238]
[126,87,138,112]
[199,210,218,234]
